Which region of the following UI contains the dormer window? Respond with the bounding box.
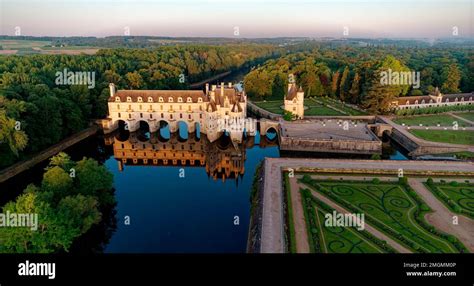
[198,98,203,103]
[406,100,410,105]
[187,97,192,103]
[414,100,418,104]
[455,97,459,102]
[126,97,132,102]
[445,98,449,102]
[159,97,164,102]
[421,100,425,104]
[115,97,121,102]
[178,97,183,103]
[148,97,153,103]
[137,97,143,102]
[168,97,173,103]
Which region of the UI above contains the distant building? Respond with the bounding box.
[392,87,474,110]
[284,81,304,119]
[102,82,253,143]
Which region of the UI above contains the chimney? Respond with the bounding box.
[205,83,209,94]
[228,82,232,88]
[221,82,224,96]
[109,83,116,97]
[211,84,217,91]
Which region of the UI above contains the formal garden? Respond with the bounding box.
[298,175,468,253]
[424,179,474,219]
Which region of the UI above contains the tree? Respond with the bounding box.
[331,71,340,97]
[362,56,410,114]
[271,72,286,100]
[75,158,115,206]
[440,63,461,93]
[339,66,350,101]
[125,71,144,89]
[348,72,360,104]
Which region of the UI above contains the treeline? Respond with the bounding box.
[0,153,114,253]
[244,44,473,114]
[0,44,277,168]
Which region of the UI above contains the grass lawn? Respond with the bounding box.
[394,114,471,127]
[299,188,393,253]
[424,182,474,219]
[253,99,345,116]
[409,130,474,145]
[299,177,464,253]
[454,112,474,122]
[317,97,367,116]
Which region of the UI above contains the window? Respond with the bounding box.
[168,97,173,103]
[115,97,121,102]
[198,98,203,103]
[161,113,164,118]
[200,114,202,119]
[118,113,121,118]
[117,104,120,109]
[180,113,183,119]
[148,97,153,103]
[128,114,131,119]
[140,113,143,118]
[139,105,142,110]
[187,97,192,103]
[138,97,143,102]
[159,97,164,102]
[178,97,183,103]
[150,114,153,119]
[160,105,163,110]
[127,97,132,102]
[188,114,191,120]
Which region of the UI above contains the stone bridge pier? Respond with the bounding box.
[259,119,280,136]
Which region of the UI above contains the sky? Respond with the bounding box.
[0,0,472,38]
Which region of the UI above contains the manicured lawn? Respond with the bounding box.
[253,99,345,116]
[317,97,367,116]
[394,114,471,127]
[299,188,392,253]
[455,112,474,122]
[424,182,474,219]
[409,130,474,145]
[299,177,464,253]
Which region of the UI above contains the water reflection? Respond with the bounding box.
[105,130,278,182]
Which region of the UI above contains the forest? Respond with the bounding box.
[0,44,277,168]
[244,43,473,114]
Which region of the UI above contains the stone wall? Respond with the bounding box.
[279,137,382,155]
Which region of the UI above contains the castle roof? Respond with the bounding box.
[109,90,208,103]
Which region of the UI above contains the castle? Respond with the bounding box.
[102,82,255,143]
[283,82,304,119]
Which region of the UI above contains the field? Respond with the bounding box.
[0,40,100,55]
[299,176,464,253]
[299,188,394,253]
[424,182,474,219]
[409,130,474,145]
[394,114,471,127]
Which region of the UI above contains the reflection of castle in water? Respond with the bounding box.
[104,130,277,182]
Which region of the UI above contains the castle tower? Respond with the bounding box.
[284,81,304,119]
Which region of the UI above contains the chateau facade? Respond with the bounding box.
[103,82,255,143]
[284,82,304,119]
[392,88,474,110]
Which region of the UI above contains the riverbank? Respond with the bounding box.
[189,71,232,89]
[0,125,99,183]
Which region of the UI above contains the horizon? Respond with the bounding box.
[1,0,472,38]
